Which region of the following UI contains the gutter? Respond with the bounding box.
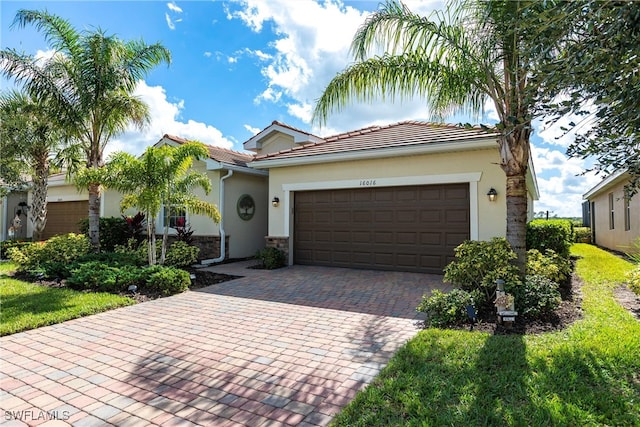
[201,169,233,265]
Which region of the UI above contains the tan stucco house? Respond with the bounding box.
[245,121,539,274]
[583,170,639,253]
[2,121,539,273]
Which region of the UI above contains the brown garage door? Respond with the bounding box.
[41,201,88,240]
[294,184,469,274]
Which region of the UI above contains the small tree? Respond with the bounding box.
[0,89,67,240]
[101,141,220,265]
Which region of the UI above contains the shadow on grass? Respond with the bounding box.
[332,328,639,426]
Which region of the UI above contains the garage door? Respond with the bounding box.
[294,184,469,274]
[42,201,89,240]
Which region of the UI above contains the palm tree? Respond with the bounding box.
[0,9,171,250]
[314,0,549,272]
[0,89,67,241]
[101,142,221,265]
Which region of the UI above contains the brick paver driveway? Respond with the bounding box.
[1,262,449,426]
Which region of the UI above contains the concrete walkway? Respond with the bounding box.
[1,263,449,426]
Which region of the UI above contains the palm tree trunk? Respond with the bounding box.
[499,125,531,275]
[87,182,101,252]
[31,158,49,241]
[148,215,157,266]
[506,174,528,274]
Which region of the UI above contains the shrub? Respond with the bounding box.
[574,227,591,243]
[165,241,200,268]
[507,275,561,319]
[0,239,31,259]
[67,262,151,293]
[443,238,522,307]
[526,219,573,258]
[79,217,129,252]
[527,249,572,286]
[114,238,149,266]
[123,212,146,243]
[7,233,91,278]
[75,251,144,267]
[146,267,190,296]
[625,237,640,264]
[628,267,640,296]
[256,247,287,270]
[67,261,121,292]
[417,289,475,327]
[172,218,194,245]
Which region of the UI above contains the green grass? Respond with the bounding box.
[0,261,134,336]
[332,244,640,426]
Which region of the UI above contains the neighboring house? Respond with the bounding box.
[245,120,539,274]
[583,170,639,253]
[3,135,269,262]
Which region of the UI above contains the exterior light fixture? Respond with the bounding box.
[272,197,280,207]
[487,188,498,202]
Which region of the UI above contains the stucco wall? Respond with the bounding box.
[591,180,639,251]
[265,147,514,243]
[255,133,296,156]
[223,172,269,258]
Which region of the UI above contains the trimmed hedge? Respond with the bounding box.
[526,219,573,258]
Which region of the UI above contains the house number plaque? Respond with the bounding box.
[359,179,377,186]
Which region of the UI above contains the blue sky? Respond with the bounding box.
[1,0,600,217]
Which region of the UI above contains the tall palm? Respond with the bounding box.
[314,0,549,272]
[0,9,171,250]
[102,142,221,265]
[0,89,67,241]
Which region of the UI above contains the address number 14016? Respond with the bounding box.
[359,179,377,186]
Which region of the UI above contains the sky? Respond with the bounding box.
[0,0,603,217]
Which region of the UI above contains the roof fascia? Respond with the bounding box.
[206,163,269,176]
[249,138,497,169]
[583,169,628,199]
[243,124,323,150]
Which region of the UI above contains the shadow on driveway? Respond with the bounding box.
[196,263,451,320]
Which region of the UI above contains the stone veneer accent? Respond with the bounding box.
[265,236,289,263]
[165,235,230,260]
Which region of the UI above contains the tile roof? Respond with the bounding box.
[163,134,254,167]
[253,121,498,161]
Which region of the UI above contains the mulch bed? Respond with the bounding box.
[446,274,586,335]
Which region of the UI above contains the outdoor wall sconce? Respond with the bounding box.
[272,197,280,207]
[487,188,498,202]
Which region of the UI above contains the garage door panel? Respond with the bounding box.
[396,210,418,222]
[294,184,469,273]
[374,210,394,222]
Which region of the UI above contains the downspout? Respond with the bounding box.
[202,169,233,265]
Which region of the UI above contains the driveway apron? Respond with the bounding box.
[1,262,450,426]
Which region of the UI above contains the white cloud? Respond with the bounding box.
[165,13,176,30]
[167,2,182,13]
[243,124,261,135]
[107,81,234,158]
[203,51,212,58]
[227,0,437,132]
[530,144,601,217]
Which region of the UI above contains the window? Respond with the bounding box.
[163,206,186,229]
[625,195,631,231]
[609,193,615,230]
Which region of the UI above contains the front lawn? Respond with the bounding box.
[0,261,134,336]
[332,244,640,426]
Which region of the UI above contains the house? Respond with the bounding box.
[2,135,269,262]
[2,121,540,273]
[583,170,639,253]
[245,121,539,274]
